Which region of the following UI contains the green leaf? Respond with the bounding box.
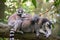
[32,0,37,8]
[52,24,55,29]
[46,0,49,2]
[22,0,27,3]
[54,0,60,7]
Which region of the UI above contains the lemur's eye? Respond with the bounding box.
[18,11,20,13]
[18,11,21,13]
[18,10,23,13]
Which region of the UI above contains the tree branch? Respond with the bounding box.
[0,22,60,40]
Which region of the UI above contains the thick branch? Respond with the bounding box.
[0,22,11,32]
[0,22,60,40]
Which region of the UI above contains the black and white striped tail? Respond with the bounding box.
[10,28,15,40]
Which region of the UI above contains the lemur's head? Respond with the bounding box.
[17,8,24,17]
[42,21,52,37]
[39,18,52,38]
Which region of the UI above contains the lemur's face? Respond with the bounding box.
[17,8,24,17]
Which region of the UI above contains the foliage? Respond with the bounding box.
[31,0,36,8]
[54,0,60,14]
[4,0,19,21]
[22,0,37,8]
[46,0,49,2]
[54,0,60,7]
[22,0,27,3]
[21,1,35,13]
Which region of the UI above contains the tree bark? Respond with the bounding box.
[0,22,60,40]
[0,0,6,21]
